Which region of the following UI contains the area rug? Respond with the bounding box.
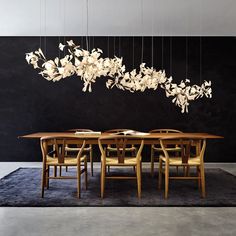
[0,168,235,207]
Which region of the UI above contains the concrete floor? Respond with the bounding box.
[0,163,236,236]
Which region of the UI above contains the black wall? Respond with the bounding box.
[0,37,235,162]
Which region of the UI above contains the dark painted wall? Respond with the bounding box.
[0,37,235,162]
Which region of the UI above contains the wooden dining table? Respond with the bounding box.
[20,132,223,154]
[20,132,223,143]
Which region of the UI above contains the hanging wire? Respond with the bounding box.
[141,37,144,64]
[39,0,42,49]
[118,36,121,57]
[170,37,172,75]
[151,0,154,67]
[132,36,135,69]
[89,37,90,51]
[81,0,84,48]
[44,0,46,57]
[151,37,154,68]
[140,0,144,63]
[185,1,189,80]
[169,0,172,76]
[114,37,116,56]
[63,0,66,56]
[161,37,164,69]
[199,0,202,84]
[86,0,89,51]
[58,0,61,58]
[200,37,202,83]
[107,36,109,57]
[186,37,188,79]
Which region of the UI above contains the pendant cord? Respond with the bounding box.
[199,0,202,84]
[132,37,135,69]
[63,0,66,56]
[107,36,109,57]
[186,37,188,79]
[185,3,189,80]
[151,0,154,67]
[140,0,144,63]
[114,37,116,56]
[161,37,164,70]
[200,37,202,83]
[81,0,83,49]
[141,40,144,65]
[170,37,172,75]
[86,0,89,51]
[58,0,61,58]
[151,37,154,68]
[39,0,42,49]
[119,36,121,57]
[44,0,46,57]
[169,1,172,76]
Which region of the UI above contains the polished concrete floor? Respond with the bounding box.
[0,162,236,236]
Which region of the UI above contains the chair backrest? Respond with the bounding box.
[149,129,182,133]
[149,129,183,149]
[103,129,138,147]
[40,136,86,164]
[98,135,144,163]
[103,129,136,134]
[160,137,206,164]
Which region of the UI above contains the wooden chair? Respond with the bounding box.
[40,136,88,198]
[65,129,94,176]
[149,129,182,177]
[103,129,137,157]
[98,135,144,198]
[158,137,206,199]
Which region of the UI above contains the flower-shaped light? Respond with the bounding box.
[25,40,212,113]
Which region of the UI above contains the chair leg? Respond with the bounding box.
[90,147,93,176]
[176,166,179,175]
[65,166,68,172]
[77,163,81,198]
[151,147,154,177]
[200,164,206,198]
[54,166,57,177]
[158,159,162,190]
[85,159,88,190]
[136,164,141,199]
[164,164,169,199]
[197,166,201,190]
[59,166,62,177]
[186,166,190,176]
[101,164,105,198]
[46,165,50,189]
[41,163,46,198]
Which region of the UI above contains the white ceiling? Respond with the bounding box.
[0,0,236,36]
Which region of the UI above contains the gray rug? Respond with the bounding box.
[0,168,235,207]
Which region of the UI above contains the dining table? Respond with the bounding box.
[20,132,223,140]
[20,132,223,156]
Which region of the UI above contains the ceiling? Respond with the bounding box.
[0,0,236,36]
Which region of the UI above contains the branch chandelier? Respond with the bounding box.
[25,0,212,113]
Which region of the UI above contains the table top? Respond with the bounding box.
[19,132,223,139]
